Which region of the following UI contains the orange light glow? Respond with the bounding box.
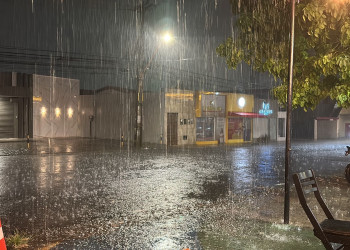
[40,106,47,117]
[67,107,74,118]
[55,107,61,118]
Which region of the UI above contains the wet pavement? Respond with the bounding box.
[0,138,349,249]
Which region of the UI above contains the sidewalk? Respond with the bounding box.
[198,174,350,249]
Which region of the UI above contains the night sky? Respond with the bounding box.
[0,0,274,92]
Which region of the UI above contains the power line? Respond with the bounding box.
[0,45,276,91]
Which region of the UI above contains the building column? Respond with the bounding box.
[336,119,339,139]
[314,119,317,140]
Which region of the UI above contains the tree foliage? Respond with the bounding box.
[217,0,350,109]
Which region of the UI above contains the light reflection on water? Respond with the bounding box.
[229,145,282,194]
[0,139,349,248]
[231,147,254,193]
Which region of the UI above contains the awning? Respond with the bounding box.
[228,112,267,118]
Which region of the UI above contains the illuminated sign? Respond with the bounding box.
[202,94,225,117]
[33,96,42,102]
[259,102,273,116]
[165,93,193,100]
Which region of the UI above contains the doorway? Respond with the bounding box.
[167,113,178,145]
[277,111,287,141]
[243,118,252,141]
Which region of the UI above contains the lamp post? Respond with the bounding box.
[135,32,173,147]
[284,0,296,224]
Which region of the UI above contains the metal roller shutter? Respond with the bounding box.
[0,98,14,138]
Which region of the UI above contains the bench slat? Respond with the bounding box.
[301,180,316,186]
[304,187,318,194]
[298,170,313,180]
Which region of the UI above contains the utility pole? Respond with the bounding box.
[284,0,296,225]
[133,1,173,147]
[134,0,160,147]
[134,0,150,148]
[135,1,144,147]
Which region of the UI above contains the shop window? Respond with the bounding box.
[196,117,215,141]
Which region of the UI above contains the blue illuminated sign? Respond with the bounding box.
[259,102,273,116]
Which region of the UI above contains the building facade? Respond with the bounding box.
[33,74,80,138]
[0,72,81,139]
[0,72,284,144]
[79,87,136,142]
[142,90,280,146]
[0,72,33,138]
[143,89,196,146]
[339,108,350,138]
[195,92,279,145]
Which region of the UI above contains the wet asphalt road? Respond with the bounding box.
[0,138,349,249]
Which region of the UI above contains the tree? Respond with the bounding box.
[216,0,350,109]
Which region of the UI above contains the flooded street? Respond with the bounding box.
[1,0,350,248]
[0,138,349,249]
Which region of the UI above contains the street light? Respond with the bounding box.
[162,32,173,43]
[284,0,296,225]
[135,32,174,147]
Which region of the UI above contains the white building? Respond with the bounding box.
[33,74,80,138]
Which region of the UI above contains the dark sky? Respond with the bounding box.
[0,0,274,92]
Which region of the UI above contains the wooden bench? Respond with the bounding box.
[293,170,350,250]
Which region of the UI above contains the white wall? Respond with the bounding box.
[94,88,136,142]
[317,119,338,139]
[253,118,268,139]
[33,74,79,138]
[338,108,350,138]
[339,116,350,138]
[269,118,277,141]
[164,89,196,145]
[143,92,163,144]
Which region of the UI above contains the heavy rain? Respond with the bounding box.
[0,0,350,249]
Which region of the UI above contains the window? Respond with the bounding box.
[196,117,215,141]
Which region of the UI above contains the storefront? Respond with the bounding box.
[195,92,259,144]
[143,89,196,146]
[253,99,279,141]
[225,94,256,143]
[195,92,226,145]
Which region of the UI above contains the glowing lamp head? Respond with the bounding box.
[162,32,173,43]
